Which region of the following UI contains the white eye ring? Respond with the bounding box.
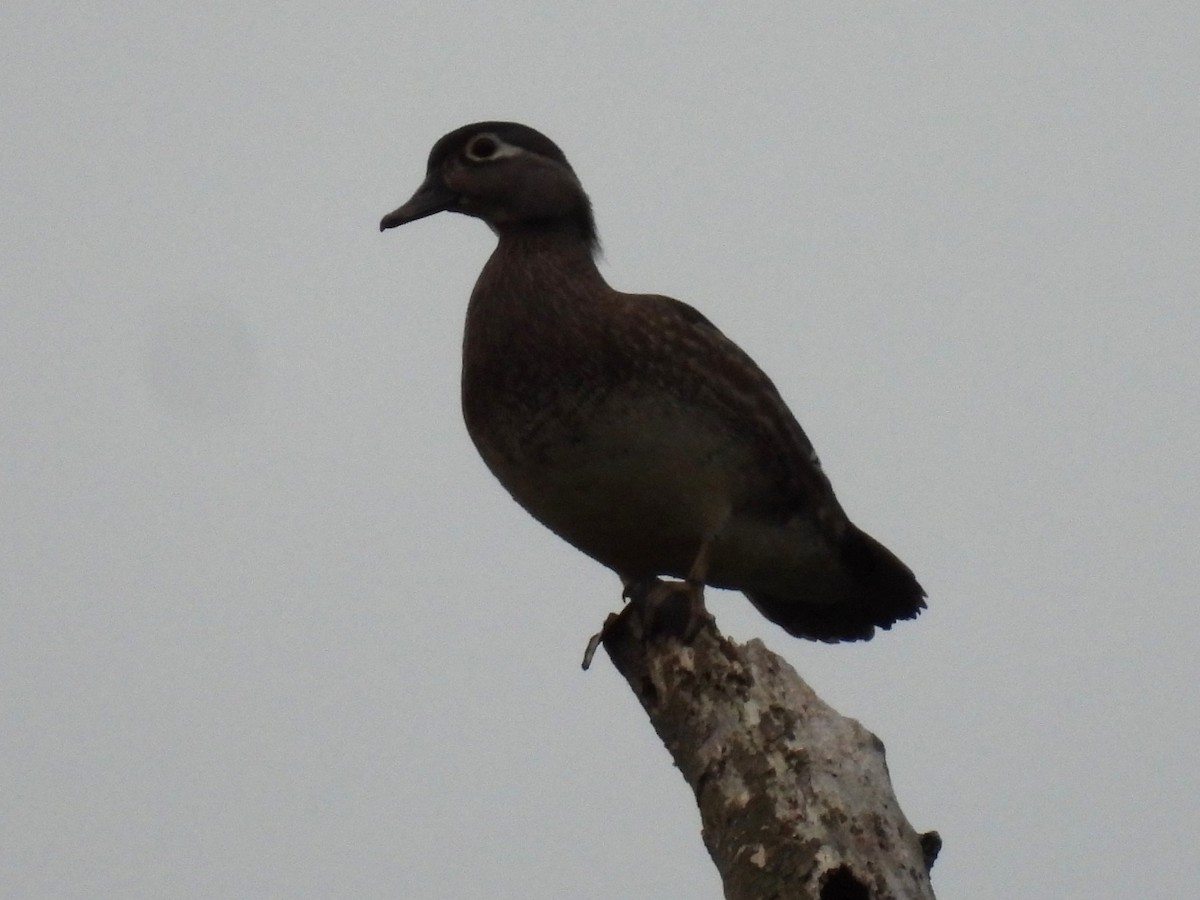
[464,133,522,163]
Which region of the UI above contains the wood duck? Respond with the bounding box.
[380,122,925,642]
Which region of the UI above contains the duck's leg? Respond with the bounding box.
[675,536,717,640]
[581,541,718,670]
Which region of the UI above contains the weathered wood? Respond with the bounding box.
[599,585,938,900]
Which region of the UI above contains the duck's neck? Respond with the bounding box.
[479,225,610,303]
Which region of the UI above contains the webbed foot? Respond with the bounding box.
[581,576,714,670]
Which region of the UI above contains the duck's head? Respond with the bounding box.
[380,122,597,249]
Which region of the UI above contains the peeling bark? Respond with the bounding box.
[598,588,938,900]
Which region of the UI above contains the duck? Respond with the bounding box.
[380,122,925,642]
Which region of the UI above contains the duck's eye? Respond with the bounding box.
[465,135,500,161]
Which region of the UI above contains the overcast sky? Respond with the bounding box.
[4,3,1197,898]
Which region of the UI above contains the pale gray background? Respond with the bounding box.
[4,3,1197,898]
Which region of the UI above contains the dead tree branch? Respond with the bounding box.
[597,586,939,900]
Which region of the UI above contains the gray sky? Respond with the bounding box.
[4,3,1197,897]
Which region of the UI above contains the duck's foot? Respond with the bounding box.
[581,577,714,670]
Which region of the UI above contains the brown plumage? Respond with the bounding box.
[380,122,925,641]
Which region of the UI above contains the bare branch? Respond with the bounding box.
[599,589,938,900]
